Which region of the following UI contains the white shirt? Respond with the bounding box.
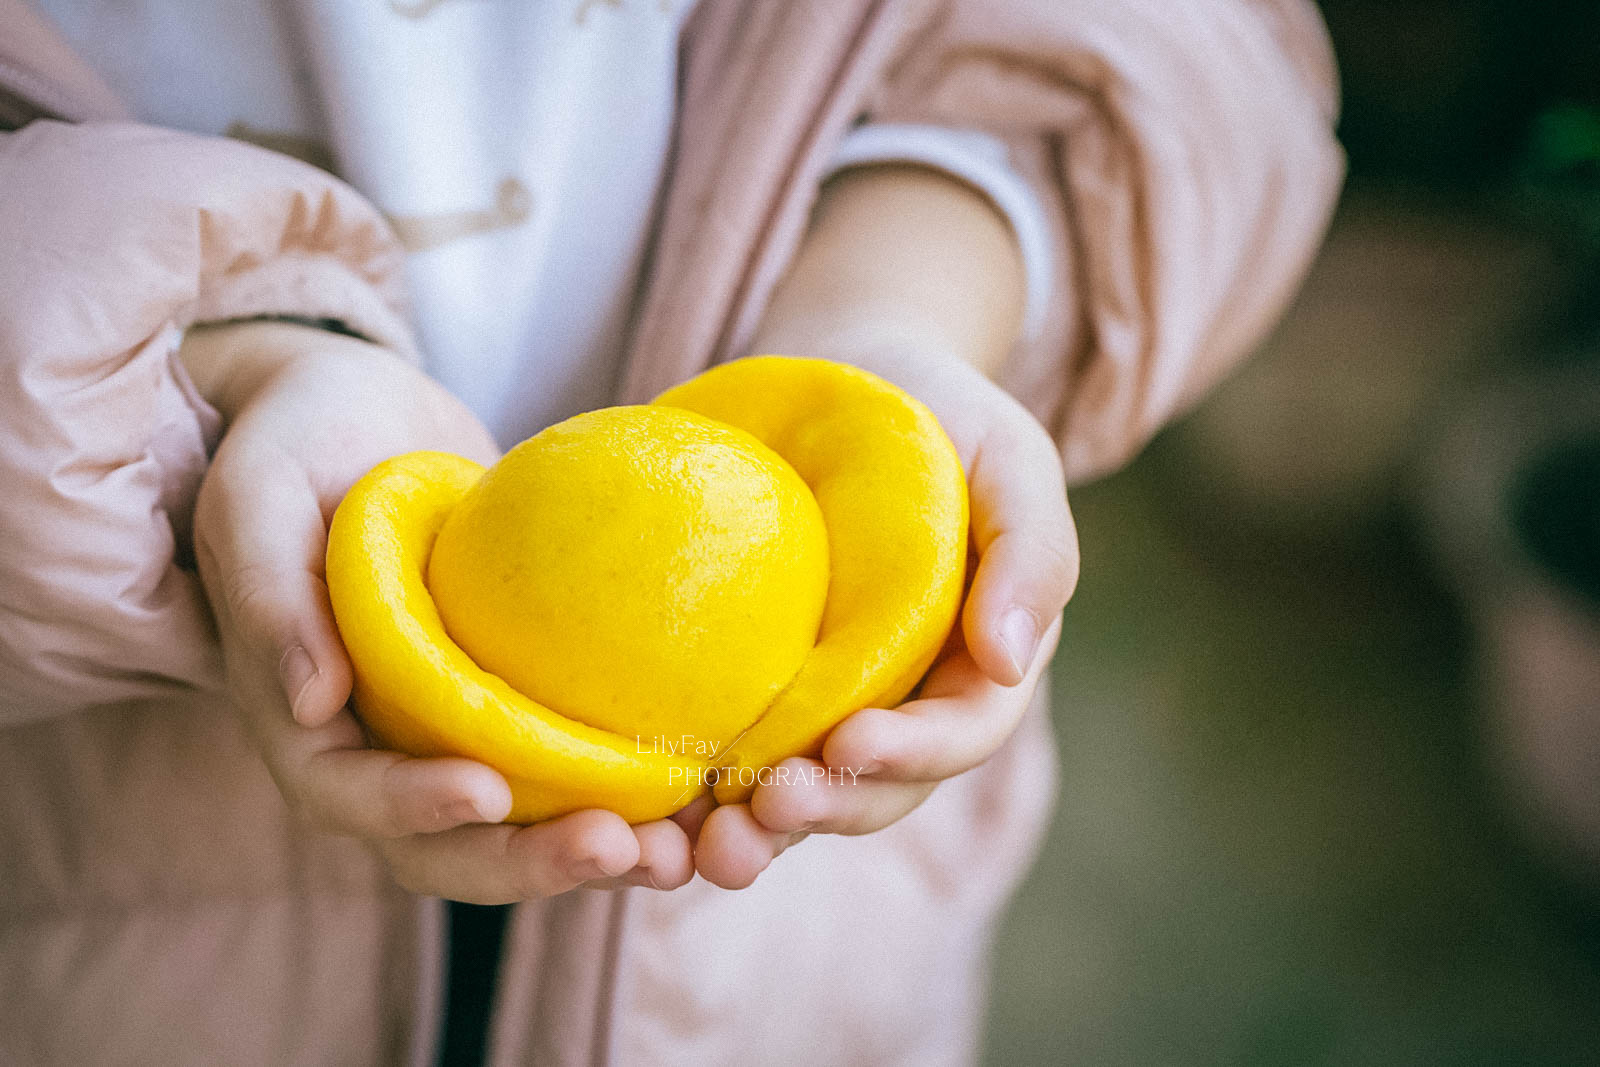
[39,0,1050,447]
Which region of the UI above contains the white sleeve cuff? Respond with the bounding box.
[827,122,1054,343]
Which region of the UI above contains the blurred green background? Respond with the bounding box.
[984,2,1600,1063]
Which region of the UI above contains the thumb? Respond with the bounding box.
[195,442,354,726]
[962,426,1079,686]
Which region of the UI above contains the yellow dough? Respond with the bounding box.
[325,356,967,821]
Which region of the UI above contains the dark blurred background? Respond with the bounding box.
[985,2,1600,1063]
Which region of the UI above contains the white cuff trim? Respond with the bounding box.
[828,122,1054,343]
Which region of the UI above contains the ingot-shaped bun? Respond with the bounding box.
[326,356,968,822]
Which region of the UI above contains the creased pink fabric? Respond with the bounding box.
[0,1,1341,1063]
[0,120,417,724]
[621,0,1344,483]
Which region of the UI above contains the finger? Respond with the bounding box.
[693,804,806,890]
[292,746,513,838]
[379,809,640,904]
[962,424,1078,686]
[222,674,512,840]
[213,594,514,843]
[592,818,696,891]
[668,794,715,843]
[750,757,935,836]
[822,618,1059,782]
[195,441,352,726]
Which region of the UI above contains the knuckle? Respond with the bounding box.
[990,409,1058,470]
[220,562,285,634]
[1017,417,1058,461]
[374,763,415,837]
[1029,533,1079,606]
[282,762,358,837]
[502,836,564,901]
[974,423,1067,513]
[1015,427,1069,499]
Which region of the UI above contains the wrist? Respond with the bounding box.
[179,319,387,418]
[748,312,969,380]
[752,164,1026,378]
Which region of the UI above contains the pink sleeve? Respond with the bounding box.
[870,0,1344,481]
[0,120,416,723]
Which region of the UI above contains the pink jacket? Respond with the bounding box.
[0,1,1342,1063]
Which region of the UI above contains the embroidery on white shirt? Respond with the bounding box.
[386,177,533,252]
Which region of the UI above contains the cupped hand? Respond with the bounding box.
[692,348,1077,889]
[185,321,694,903]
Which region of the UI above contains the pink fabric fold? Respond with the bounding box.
[0,120,417,723]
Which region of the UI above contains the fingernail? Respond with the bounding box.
[999,608,1038,680]
[278,645,318,722]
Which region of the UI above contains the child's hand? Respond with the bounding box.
[691,349,1076,888]
[678,155,1080,888]
[184,322,695,902]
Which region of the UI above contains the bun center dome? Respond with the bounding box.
[426,405,830,746]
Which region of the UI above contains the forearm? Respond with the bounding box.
[749,165,1027,377]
